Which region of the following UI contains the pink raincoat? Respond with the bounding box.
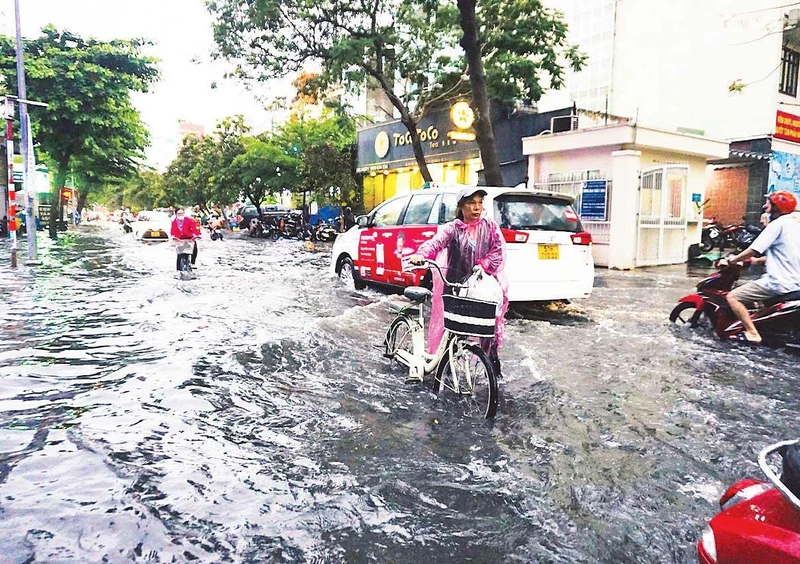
[416,216,508,354]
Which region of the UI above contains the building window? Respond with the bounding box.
[780,46,799,97]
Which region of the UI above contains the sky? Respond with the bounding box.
[0,0,294,170]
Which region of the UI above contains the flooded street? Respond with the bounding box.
[1,225,798,563]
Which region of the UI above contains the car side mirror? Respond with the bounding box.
[357,215,370,228]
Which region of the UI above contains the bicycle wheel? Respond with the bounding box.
[434,339,498,419]
[384,315,414,362]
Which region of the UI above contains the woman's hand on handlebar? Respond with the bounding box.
[408,254,426,266]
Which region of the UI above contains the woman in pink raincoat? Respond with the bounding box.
[409,187,508,375]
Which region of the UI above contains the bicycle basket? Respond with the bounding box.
[442,294,496,337]
[174,240,194,254]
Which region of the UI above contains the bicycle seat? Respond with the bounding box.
[404,287,432,303]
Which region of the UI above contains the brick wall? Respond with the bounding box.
[705,166,750,224]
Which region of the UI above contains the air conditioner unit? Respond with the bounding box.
[551,114,579,134]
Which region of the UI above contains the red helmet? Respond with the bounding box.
[769,191,798,214]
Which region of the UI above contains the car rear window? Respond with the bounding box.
[493,195,582,233]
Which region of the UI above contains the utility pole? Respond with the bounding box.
[14,0,39,265]
[5,98,17,267]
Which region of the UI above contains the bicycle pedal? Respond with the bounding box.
[404,375,424,384]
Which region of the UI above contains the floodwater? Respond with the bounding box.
[0,225,797,563]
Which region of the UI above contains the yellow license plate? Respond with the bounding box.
[538,244,559,260]
[151,231,161,236]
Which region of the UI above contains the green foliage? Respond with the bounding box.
[208,0,463,116]
[162,116,249,210]
[475,0,586,105]
[0,26,158,224]
[122,170,166,212]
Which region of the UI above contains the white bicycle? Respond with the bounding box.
[383,260,499,419]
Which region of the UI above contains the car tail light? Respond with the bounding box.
[700,525,718,562]
[501,228,528,244]
[719,480,771,510]
[570,231,592,245]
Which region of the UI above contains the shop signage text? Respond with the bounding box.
[775,110,800,143]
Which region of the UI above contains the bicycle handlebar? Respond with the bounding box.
[406,258,477,289]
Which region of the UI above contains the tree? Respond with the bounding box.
[162,135,216,209]
[208,0,464,182]
[162,117,249,212]
[225,136,298,219]
[0,26,159,237]
[455,0,585,185]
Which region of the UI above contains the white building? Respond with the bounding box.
[524,0,800,267]
[538,0,788,142]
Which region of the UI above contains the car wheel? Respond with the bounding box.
[339,257,366,290]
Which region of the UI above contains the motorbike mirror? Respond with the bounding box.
[356,215,370,228]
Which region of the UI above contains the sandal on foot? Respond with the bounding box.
[731,333,762,345]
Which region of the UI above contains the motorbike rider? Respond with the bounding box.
[721,191,800,343]
[171,208,201,270]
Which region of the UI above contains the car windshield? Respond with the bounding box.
[493,195,582,233]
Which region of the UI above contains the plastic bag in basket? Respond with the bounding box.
[458,269,503,312]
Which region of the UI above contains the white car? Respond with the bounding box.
[330,184,594,302]
[133,210,172,241]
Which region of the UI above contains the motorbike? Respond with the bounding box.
[296,221,317,242]
[697,439,800,563]
[701,218,763,253]
[670,261,800,347]
[315,219,338,243]
[121,217,133,233]
[206,223,224,241]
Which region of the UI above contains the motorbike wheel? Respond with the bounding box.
[210,232,219,241]
[699,234,715,253]
[270,229,280,241]
[669,302,702,327]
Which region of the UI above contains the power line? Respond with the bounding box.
[735,2,800,16]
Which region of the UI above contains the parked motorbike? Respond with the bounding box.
[697,439,800,563]
[701,218,764,253]
[670,260,800,347]
[121,217,133,234]
[296,221,317,242]
[315,220,338,242]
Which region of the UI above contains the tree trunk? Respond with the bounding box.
[457,0,504,187]
[366,68,433,182]
[77,189,88,214]
[50,162,69,239]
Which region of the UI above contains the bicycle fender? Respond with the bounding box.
[678,294,703,308]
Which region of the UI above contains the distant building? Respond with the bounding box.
[178,120,205,138]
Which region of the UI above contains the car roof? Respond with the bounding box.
[379,184,576,205]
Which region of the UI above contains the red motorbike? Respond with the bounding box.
[697,439,800,563]
[670,261,800,347]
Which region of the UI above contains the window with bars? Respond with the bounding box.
[780,46,799,97]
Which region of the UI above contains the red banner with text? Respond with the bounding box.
[775,110,800,143]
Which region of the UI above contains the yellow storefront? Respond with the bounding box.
[357,102,482,210]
